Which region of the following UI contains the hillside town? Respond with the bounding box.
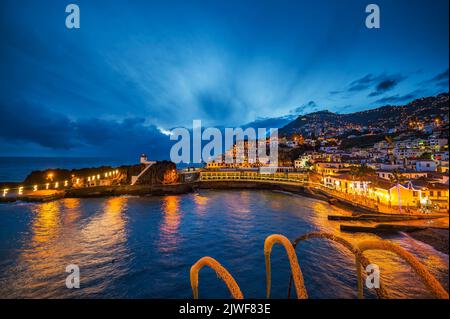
[2,94,449,216]
[202,94,449,214]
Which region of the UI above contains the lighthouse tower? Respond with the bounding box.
[131,154,157,185]
[140,154,148,164]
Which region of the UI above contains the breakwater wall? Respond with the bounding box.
[0,180,366,215]
[0,180,400,217]
[65,183,196,197]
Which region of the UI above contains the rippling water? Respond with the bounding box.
[0,190,448,298]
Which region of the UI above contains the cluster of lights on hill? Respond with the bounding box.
[2,169,120,197]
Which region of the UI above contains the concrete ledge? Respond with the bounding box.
[65,183,196,197]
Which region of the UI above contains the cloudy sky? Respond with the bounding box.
[0,0,448,160]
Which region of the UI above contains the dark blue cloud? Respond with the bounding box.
[332,73,407,97]
[367,74,406,97]
[0,100,77,149]
[430,68,449,82]
[348,74,379,92]
[290,101,320,115]
[372,91,420,105]
[0,0,448,157]
[0,100,172,160]
[421,68,449,89]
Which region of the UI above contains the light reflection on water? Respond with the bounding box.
[0,190,447,299]
[158,196,181,253]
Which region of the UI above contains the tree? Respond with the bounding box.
[304,160,313,171]
[419,152,433,160]
[385,136,395,163]
[349,165,375,198]
[349,164,375,181]
[389,169,406,213]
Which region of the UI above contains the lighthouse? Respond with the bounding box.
[131,154,157,185]
[140,154,148,164]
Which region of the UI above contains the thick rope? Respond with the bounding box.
[264,234,308,299]
[287,232,389,299]
[358,240,449,299]
[190,256,244,299]
[188,235,447,299]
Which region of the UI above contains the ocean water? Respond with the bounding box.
[0,157,135,182]
[0,190,447,299]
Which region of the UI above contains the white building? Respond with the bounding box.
[410,159,437,172]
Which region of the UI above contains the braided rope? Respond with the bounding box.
[190,256,244,299]
[287,232,389,299]
[358,240,448,299]
[264,234,308,299]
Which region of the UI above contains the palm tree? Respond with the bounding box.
[389,169,405,213]
[304,160,313,171]
[349,165,375,199]
[385,136,395,163]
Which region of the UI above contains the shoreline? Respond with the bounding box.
[1,180,448,254]
[2,180,447,218]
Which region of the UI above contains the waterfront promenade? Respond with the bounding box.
[2,169,448,218]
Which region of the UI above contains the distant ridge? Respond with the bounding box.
[279,93,449,136]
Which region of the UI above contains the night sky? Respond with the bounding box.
[0,0,448,160]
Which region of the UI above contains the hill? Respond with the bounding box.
[279,93,449,137]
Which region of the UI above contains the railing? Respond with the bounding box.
[199,173,448,215]
[200,174,307,185]
[131,163,155,186]
[317,186,442,215]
